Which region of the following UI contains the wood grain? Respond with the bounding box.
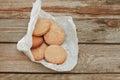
[0,74,120,80]
[0,0,119,19]
[0,43,120,73]
[0,19,120,43]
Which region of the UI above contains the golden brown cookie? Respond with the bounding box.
[31,43,47,61]
[32,36,43,49]
[45,45,67,64]
[33,18,51,36]
[44,20,65,45]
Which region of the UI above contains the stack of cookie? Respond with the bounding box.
[31,18,67,64]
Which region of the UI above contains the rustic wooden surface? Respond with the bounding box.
[1,44,120,73]
[1,74,120,80]
[0,0,120,79]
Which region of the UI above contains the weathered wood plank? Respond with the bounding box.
[0,43,120,73]
[0,74,120,80]
[0,11,119,19]
[0,0,119,19]
[0,19,120,43]
[77,19,120,43]
[0,19,28,42]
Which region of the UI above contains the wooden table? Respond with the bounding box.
[0,0,120,79]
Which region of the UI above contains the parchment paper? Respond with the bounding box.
[17,0,78,71]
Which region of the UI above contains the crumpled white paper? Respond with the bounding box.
[17,0,78,71]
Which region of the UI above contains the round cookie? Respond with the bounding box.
[45,45,67,64]
[32,36,43,49]
[33,18,51,36]
[44,20,65,45]
[31,43,47,61]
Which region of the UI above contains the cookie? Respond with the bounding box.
[45,45,67,64]
[44,20,65,45]
[33,18,51,36]
[32,36,43,49]
[31,43,47,61]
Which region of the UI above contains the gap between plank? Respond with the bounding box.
[1,72,120,74]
